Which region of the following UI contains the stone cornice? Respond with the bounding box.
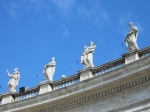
[0,56,150,112]
[35,73,150,112]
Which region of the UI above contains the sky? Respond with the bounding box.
[0,0,150,94]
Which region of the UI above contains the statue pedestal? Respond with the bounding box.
[122,50,139,64]
[2,93,14,104]
[78,67,94,81]
[39,80,53,94]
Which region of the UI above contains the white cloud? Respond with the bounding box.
[52,0,76,13]
[77,5,109,27]
[4,2,18,18]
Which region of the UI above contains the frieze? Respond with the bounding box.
[33,73,150,112]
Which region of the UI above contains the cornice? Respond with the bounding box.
[1,56,150,112]
[33,72,150,112]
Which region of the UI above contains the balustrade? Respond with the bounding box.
[94,58,125,76]
[14,87,39,101]
[139,46,150,58]
[53,74,80,90]
[0,46,150,104]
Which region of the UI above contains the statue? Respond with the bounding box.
[125,22,139,51]
[7,68,20,92]
[43,57,56,81]
[81,42,96,68]
[81,45,88,68]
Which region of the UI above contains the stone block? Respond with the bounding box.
[122,50,139,64]
[39,80,53,94]
[1,93,14,104]
[78,67,94,81]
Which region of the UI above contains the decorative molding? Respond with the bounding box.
[33,73,150,112]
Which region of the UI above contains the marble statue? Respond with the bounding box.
[43,57,56,81]
[7,68,20,92]
[125,22,139,51]
[81,42,96,68]
[81,45,88,68]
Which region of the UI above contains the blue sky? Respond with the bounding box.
[0,0,150,94]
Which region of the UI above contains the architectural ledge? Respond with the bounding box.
[0,55,150,112]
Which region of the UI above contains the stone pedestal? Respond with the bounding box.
[78,67,94,81]
[1,93,14,104]
[122,50,139,64]
[39,80,53,94]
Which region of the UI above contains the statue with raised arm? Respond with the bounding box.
[43,57,56,81]
[81,41,96,68]
[125,22,139,51]
[7,68,20,92]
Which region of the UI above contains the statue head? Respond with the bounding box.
[52,57,55,61]
[129,22,133,27]
[14,68,18,72]
[90,41,94,46]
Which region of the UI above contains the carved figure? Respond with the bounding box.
[81,42,96,68]
[7,68,20,92]
[125,22,139,51]
[43,57,56,81]
[81,45,88,68]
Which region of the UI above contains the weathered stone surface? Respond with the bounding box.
[7,68,20,92]
[122,50,139,64]
[0,53,150,112]
[125,22,139,51]
[39,80,53,94]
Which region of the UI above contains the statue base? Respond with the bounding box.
[39,80,53,94]
[78,67,94,81]
[1,92,14,104]
[122,50,139,64]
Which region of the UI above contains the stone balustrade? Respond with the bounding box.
[0,46,150,105]
[53,74,80,90]
[139,46,150,58]
[93,58,125,76]
[14,86,39,101]
[93,46,150,77]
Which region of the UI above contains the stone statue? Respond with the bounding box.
[81,45,88,68]
[43,57,56,81]
[81,42,96,68]
[125,22,139,51]
[7,68,20,92]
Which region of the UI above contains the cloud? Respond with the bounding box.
[51,0,76,13]
[3,2,18,18]
[77,5,109,27]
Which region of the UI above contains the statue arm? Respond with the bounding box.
[43,66,46,74]
[7,70,11,77]
[49,62,56,67]
[88,46,96,52]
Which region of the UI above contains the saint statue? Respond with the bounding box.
[43,57,56,81]
[81,42,96,68]
[7,68,20,92]
[125,22,139,51]
[81,45,88,68]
